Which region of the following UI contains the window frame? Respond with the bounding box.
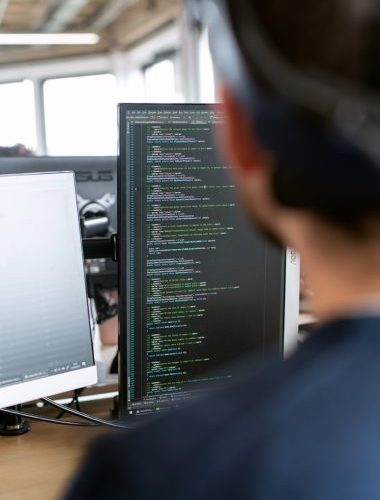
[0,19,212,156]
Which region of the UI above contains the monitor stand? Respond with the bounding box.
[0,406,30,436]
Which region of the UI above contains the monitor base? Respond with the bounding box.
[0,420,30,436]
[0,406,31,436]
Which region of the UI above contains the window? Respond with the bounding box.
[43,73,117,156]
[199,30,215,103]
[124,69,146,103]
[144,58,179,103]
[0,80,37,151]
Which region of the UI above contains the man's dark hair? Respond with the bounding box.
[243,0,376,85]
[228,0,380,237]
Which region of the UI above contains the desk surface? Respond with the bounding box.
[0,325,117,500]
[0,417,106,500]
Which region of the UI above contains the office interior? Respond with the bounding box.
[0,1,312,499]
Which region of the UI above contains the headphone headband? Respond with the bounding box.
[185,0,380,211]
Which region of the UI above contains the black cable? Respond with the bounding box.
[41,397,131,430]
[56,399,73,419]
[75,388,82,412]
[0,408,100,427]
[56,388,84,419]
[56,391,75,419]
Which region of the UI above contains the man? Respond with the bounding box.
[64,0,380,498]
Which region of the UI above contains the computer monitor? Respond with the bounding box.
[118,103,300,417]
[0,156,117,235]
[0,156,118,291]
[0,172,97,408]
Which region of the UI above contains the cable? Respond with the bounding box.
[41,397,131,430]
[56,388,84,419]
[0,408,100,427]
[75,388,82,412]
[42,397,129,429]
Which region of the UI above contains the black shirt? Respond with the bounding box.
[63,316,380,500]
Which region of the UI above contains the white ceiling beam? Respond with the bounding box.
[43,0,91,32]
[89,0,139,32]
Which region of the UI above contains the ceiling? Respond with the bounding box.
[0,0,181,65]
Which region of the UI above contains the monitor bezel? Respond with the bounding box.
[0,171,97,409]
[117,103,300,417]
[283,248,301,356]
[0,367,97,409]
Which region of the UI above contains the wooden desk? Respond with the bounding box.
[0,413,108,500]
[0,327,118,500]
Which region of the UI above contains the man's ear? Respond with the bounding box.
[219,84,264,173]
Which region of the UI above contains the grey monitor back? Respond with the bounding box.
[0,156,118,293]
[0,156,117,235]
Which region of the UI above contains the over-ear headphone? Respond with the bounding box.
[186,0,380,213]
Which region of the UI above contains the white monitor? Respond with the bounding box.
[0,172,97,408]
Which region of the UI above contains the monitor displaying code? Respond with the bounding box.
[119,104,286,415]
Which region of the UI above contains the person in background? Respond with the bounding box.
[96,289,118,346]
[64,0,380,498]
[0,143,34,157]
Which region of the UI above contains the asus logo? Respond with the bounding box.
[75,170,114,183]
